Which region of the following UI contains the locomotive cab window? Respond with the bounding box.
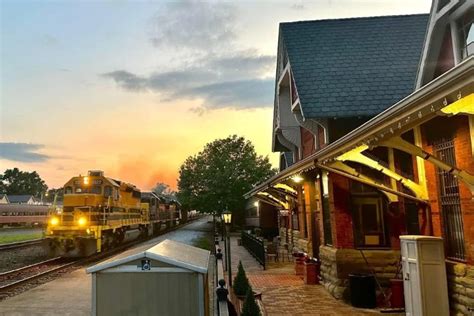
[104,186,112,197]
[91,185,102,194]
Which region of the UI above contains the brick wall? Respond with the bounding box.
[329,173,354,248]
[422,115,474,263]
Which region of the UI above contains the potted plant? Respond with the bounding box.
[241,286,261,316]
[233,261,250,298]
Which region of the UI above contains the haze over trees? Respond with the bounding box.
[0,168,48,197]
[177,135,276,221]
[152,182,177,200]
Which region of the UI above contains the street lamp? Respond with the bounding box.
[221,210,232,287]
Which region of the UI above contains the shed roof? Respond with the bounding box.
[280,14,429,118]
[86,239,210,274]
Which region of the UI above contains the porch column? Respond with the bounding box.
[304,179,320,258]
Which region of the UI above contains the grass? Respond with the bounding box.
[0,232,43,244]
[193,235,212,251]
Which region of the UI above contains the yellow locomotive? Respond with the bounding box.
[46,170,180,257]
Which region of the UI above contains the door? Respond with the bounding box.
[401,240,421,316]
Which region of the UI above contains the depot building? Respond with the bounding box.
[245,1,474,314]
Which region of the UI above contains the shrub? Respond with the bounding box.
[233,261,250,296]
[241,286,261,316]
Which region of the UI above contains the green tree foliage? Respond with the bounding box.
[45,188,64,204]
[152,182,176,200]
[233,260,250,297]
[177,135,275,218]
[0,168,48,197]
[241,285,261,316]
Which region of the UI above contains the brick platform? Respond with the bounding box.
[223,236,379,315]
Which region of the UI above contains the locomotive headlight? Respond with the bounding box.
[83,176,89,185]
[78,217,87,226]
[50,217,59,226]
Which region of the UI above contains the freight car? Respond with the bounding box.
[0,204,51,227]
[46,170,180,257]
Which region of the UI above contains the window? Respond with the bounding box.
[91,186,102,194]
[65,186,73,194]
[352,197,388,248]
[459,11,474,59]
[104,186,112,197]
[246,207,258,218]
[75,187,82,193]
[437,0,450,12]
[434,138,465,261]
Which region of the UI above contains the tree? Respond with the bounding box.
[45,188,64,204]
[241,285,261,316]
[233,260,251,297]
[152,182,176,200]
[0,168,48,197]
[177,135,276,220]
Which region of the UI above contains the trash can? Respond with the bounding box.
[390,279,404,308]
[349,273,376,308]
[303,259,320,285]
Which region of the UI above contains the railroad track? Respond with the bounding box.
[0,238,45,251]
[0,257,79,292]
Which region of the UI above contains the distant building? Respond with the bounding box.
[7,195,39,205]
[0,194,9,204]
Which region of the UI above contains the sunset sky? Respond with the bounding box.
[0,0,431,190]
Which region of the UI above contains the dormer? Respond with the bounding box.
[416,0,473,87]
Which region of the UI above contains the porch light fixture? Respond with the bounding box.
[222,210,232,225]
[253,201,259,207]
[292,174,303,183]
[221,210,232,287]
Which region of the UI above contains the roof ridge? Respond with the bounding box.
[279,13,429,26]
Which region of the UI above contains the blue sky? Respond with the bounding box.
[0,0,432,188]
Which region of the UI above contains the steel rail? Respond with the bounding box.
[0,238,45,251]
[0,257,79,292]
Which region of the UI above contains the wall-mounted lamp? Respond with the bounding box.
[292,175,303,183]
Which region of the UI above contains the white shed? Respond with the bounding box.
[86,239,210,316]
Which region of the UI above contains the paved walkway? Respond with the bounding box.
[224,235,377,316]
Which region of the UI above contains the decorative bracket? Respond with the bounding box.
[379,136,474,193]
[336,145,428,199]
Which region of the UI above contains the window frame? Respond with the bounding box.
[352,195,390,249]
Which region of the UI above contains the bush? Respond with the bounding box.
[233,261,250,296]
[241,286,261,316]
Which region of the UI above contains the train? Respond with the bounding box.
[0,204,50,227]
[46,170,181,257]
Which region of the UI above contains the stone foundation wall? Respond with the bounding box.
[279,228,311,255]
[319,246,400,300]
[446,261,474,315]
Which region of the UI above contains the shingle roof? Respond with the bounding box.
[7,195,34,203]
[280,14,429,118]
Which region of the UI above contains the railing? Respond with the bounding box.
[241,231,265,269]
[215,244,230,316]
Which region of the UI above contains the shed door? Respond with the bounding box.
[401,240,421,316]
[96,272,199,315]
